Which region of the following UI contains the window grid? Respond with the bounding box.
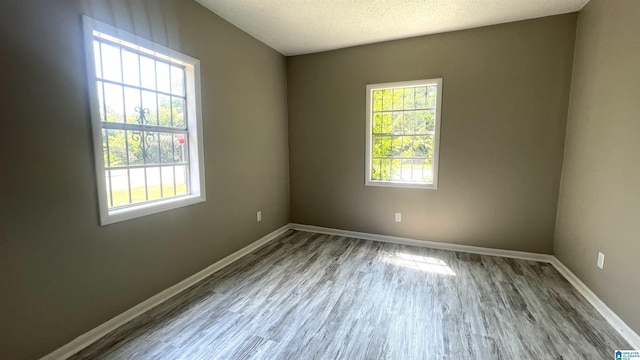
[94,35,190,210]
[370,83,438,184]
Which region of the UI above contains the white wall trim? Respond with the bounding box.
[41,224,291,360]
[291,223,640,349]
[549,257,640,349]
[42,223,639,359]
[290,223,554,263]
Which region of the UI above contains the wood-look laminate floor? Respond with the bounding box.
[69,230,629,359]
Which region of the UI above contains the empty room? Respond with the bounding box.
[1,0,639,359]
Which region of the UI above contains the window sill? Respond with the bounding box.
[365,180,438,189]
[100,194,205,225]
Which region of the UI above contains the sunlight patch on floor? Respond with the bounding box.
[384,252,456,276]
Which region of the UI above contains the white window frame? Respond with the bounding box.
[365,78,443,189]
[82,16,206,225]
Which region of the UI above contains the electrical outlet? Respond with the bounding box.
[394,212,402,223]
[257,211,262,222]
[597,252,605,269]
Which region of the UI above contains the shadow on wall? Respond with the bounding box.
[80,0,182,52]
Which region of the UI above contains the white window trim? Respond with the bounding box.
[365,78,443,189]
[82,16,206,225]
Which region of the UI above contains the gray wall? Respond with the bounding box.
[0,1,289,359]
[555,0,640,334]
[287,15,576,254]
[8,1,638,358]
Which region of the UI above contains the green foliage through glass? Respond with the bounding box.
[370,84,438,183]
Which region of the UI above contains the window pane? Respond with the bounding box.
[161,166,176,197]
[170,66,184,96]
[382,89,392,111]
[426,136,434,157]
[145,167,162,201]
[124,87,141,124]
[127,130,160,165]
[372,113,382,134]
[174,134,187,162]
[140,55,156,90]
[172,97,186,128]
[392,113,403,134]
[391,136,403,156]
[370,135,434,182]
[403,88,415,109]
[127,130,144,165]
[105,129,128,167]
[400,159,422,182]
[399,159,408,181]
[371,159,381,180]
[415,110,436,133]
[426,86,437,108]
[415,159,426,181]
[402,112,416,134]
[422,158,434,182]
[158,94,172,127]
[411,135,431,158]
[141,90,158,125]
[156,61,171,93]
[100,42,122,82]
[110,168,130,207]
[373,136,391,158]
[174,165,189,195]
[426,110,436,132]
[103,82,124,122]
[381,113,392,133]
[129,168,147,204]
[404,111,417,134]
[122,50,140,86]
[390,159,401,180]
[145,132,160,165]
[414,111,426,133]
[401,136,415,157]
[159,133,174,164]
[381,159,392,180]
[392,88,403,110]
[372,90,382,112]
[415,87,427,108]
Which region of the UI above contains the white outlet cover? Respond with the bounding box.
[257,211,262,222]
[394,213,402,222]
[597,252,605,269]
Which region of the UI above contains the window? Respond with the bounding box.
[365,79,442,189]
[83,16,205,225]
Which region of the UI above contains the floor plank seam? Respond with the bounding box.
[66,230,632,359]
[42,225,639,359]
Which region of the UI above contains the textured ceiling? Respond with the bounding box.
[195,0,589,56]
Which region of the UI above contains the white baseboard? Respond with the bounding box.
[290,223,554,263]
[41,224,291,360]
[42,223,639,359]
[291,223,640,349]
[549,257,640,349]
